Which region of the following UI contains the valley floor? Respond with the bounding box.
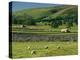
[11,41,78,59]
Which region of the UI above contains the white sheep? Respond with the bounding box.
[61,28,70,33]
[57,46,61,49]
[31,50,36,55]
[27,46,30,49]
[44,46,48,49]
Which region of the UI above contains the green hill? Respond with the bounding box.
[12,5,78,28]
[13,5,77,18]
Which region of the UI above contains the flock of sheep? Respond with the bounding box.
[14,25,70,55]
[27,45,61,55]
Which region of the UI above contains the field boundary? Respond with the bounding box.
[12,32,78,41]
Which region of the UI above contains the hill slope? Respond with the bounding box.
[12,5,78,26]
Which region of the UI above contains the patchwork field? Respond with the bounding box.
[11,41,78,58]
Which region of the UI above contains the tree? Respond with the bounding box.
[51,18,62,28]
[12,13,36,25]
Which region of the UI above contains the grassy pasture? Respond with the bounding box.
[12,25,78,33]
[11,41,78,58]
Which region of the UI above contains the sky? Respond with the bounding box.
[9,1,61,12]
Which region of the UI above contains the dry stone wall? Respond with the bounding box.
[12,32,78,41]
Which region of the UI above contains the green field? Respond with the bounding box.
[12,25,78,33]
[11,41,78,58]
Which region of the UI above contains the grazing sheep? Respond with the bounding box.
[61,28,70,33]
[31,50,36,55]
[44,46,48,49]
[57,45,62,49]
[57,46,61,49]
[27,46,30,49]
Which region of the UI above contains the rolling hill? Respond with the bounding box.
[12,5,78,27]
[12,5,77,18]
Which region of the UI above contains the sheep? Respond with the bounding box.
[27,46,30,50]
[44,46,48,49]
[31,50,36,55]
[61,28,70,33]
[57,46,61,49]
[56,45,63,49]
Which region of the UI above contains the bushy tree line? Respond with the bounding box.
[12,13,77,28]
[12,13,36,25]
[50,14,78,28]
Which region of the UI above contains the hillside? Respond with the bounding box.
[12,5,77,18]
[12,5,78,28]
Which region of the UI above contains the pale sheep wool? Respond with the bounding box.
[44,46,48,49]
[31,50,36,54]
[61,28,70,33]
[27,46,30,49]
